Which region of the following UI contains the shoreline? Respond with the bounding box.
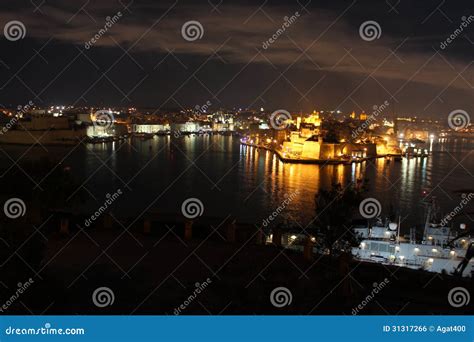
[240,141,403,165]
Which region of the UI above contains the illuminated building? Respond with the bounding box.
[133,124,170,134]
[171,122,203,133]
[305,111,322,127]
[211,112,235,131]
[281,131,377,160]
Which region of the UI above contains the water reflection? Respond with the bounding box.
[0,136,471,231]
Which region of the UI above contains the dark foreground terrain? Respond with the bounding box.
[1,214,472,315]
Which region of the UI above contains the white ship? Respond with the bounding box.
[352,203,474,277]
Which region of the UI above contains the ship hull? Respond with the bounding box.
[352,241,474,277]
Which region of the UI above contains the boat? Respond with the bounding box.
[352,200,474,277]
[408,138,426,144]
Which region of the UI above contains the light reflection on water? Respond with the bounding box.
[0,136,472,232]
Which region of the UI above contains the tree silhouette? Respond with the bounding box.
[314,180,367,255]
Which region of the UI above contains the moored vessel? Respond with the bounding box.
[352,200,473,277]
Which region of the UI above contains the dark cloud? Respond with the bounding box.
[0,0,473,116]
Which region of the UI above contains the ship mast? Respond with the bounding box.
[422,199,432,241]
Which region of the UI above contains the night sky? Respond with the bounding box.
[0,0,473,117]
